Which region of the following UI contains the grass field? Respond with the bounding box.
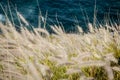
[0,9,120,80]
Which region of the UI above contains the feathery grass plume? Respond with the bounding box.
[26,61,43,80]
[88,23,94,33]
[78,60,106,67]
[71,52,93,61]
[51,25,64,35]
[104,53,118,63]
[66,68,82,75]
[17,12,29,26]
[112,67,120,72]
[77,25,83,33]
[104,60,114,80]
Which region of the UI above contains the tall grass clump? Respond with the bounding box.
[0,8,120,80]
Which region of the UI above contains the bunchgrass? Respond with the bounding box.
[0,11,120,80]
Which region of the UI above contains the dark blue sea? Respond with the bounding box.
[0,0,120,32]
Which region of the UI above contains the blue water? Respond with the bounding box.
[0,0,120,32]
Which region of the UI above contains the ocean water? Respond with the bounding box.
[0,0,120,32]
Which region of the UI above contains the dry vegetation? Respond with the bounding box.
[0,12,120,80]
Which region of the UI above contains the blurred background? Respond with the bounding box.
[0,0,120,32]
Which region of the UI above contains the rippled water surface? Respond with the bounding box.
[0,0,120,32]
